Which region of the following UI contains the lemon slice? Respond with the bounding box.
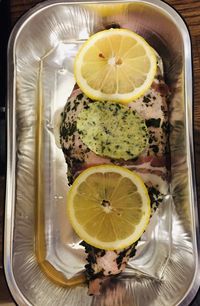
[74,28,157,103]
[67,165,151,250]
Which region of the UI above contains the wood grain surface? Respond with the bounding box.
[0,0,200,305]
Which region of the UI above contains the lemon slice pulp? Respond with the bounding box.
[67,165,151,250]
[74,28,157,103]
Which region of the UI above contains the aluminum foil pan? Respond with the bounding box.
[5,0,200,305]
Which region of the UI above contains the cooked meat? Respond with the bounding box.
[80,242,135,296]
[59,65,169,295]
[60,69,169,185]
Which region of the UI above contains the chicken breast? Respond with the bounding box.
[59,65,169,295]
[60,68,169,183]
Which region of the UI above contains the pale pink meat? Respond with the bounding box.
[59,66,169,295]
[60,68,169,188]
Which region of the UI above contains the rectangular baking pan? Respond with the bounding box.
[5,0,200,305]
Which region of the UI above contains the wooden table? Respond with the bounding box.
[0,0,200,304]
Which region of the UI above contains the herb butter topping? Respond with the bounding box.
[77,101,149,160]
